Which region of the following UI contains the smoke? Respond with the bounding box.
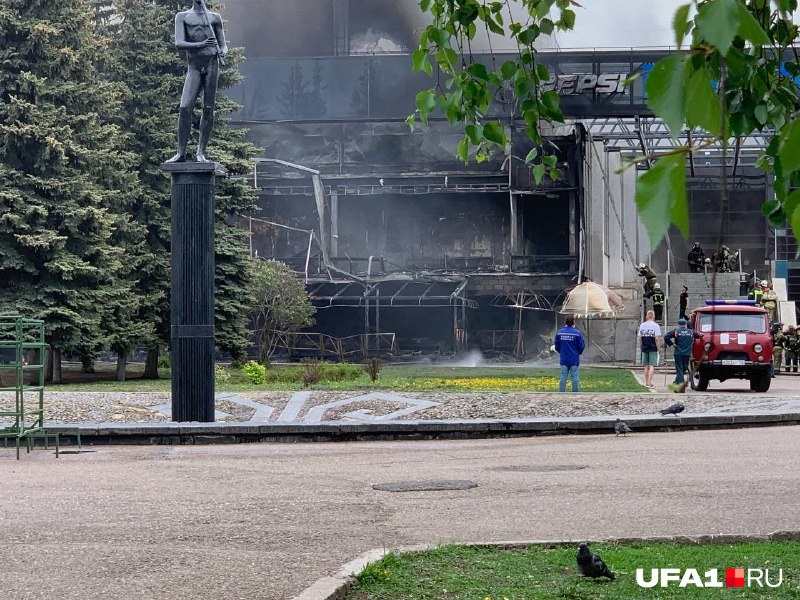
[222,0,335,57]
[446,350,486,368]
[349,28,406,54]
[222,0,423,57]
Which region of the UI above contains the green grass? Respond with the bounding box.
[50,364,644,393]
[350,542,800,599]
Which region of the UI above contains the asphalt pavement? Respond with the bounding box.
[1,426,799,599]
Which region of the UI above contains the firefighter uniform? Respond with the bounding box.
[636,263,658,295]
[687,243,705,273]
[714,246,731,272]
[773,328,785,375]
[785,327,799,373]
[762,287,778,323]
[649,287,665,322]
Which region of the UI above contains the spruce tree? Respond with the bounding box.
[102,0,178,379]
[0,0,141,381]
[210,43,260,366]
[106,0,260,370]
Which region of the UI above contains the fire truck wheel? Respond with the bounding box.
[750,371,771,393]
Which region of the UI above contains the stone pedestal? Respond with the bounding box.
[161,161,226,422]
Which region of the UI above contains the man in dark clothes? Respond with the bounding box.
[554,316,586,392]
[679,286,689,320]
[687,242,705,272]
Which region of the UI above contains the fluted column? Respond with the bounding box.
[161,161,226,422]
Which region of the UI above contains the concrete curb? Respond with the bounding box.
[45,411,800,446]
[291,531,800,600]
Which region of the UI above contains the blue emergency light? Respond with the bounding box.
[704,300,757,306]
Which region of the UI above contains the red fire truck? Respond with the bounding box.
[689,300,772,392]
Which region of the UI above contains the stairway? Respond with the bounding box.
[660,272,746,324]
[580,274,748,363]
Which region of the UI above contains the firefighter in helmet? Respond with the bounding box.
[761,282,778,323]
[687,242,705,273]
[636,262,658,295]
[648,282,665,322]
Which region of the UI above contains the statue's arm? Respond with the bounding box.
[213,13,228,56]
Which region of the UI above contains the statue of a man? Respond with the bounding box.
[166,0,228,163]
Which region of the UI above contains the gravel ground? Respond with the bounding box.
[235,390,347,419]
[395,392,793,420]
[3,388,798,425]
[0,391,171,424]
[3,430,800,600]
[215,398,255,421]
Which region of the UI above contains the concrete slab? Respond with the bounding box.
[4,430,800,599]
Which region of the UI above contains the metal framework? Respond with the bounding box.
[306,277,478,308]
[583,117,773,171]
[272,331,397,361]
[0,315,66,459]
[257,182,511,196]
[489,291,554,361]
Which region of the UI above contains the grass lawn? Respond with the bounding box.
[350,542,800,599]
[50,363,645,393]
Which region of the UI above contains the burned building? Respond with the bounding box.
[225,1,786,359]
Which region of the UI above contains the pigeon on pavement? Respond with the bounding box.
[614,418,631,436]
[660,401,685,416]
[576,542,615,580]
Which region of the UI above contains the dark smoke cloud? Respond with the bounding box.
[221,0,422,58]
[222,0,334,57]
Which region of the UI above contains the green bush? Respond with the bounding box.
[242,360,267,385]
[257,362,362,385]
[321,362,362,382]
[157,354,171,369]
[214,364,232,384]
[263,367,303,384]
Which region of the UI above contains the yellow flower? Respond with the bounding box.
[415,377,560,391]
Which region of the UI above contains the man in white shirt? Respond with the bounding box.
[638,310,662,388]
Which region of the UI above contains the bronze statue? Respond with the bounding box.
[166,0,227,163]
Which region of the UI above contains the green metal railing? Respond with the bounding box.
[0,314,65,459]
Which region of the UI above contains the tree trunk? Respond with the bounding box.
[142,348,159,379]
[52,348,62,384]
[116,350,128,382]
[44,347,53,383]
[81,356,95,374]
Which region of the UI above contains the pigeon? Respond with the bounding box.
[614,418,631,436]
[576,542,615,580]
[660,401,685,416]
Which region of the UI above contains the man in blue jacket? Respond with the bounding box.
[554,315,586,392]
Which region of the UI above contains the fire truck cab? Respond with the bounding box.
[689,300,772,392]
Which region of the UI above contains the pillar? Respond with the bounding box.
[161,161,226,422]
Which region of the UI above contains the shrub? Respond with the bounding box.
[250,259,316,365]
[157,354,171,369]
[214,364,232,384]
[242,360,266,385]
[263,367,303,384]
[301,359,322,387]
[321,362,362,382]
[362,358,382,382]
